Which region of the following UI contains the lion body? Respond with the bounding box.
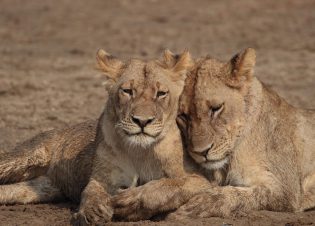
[212,79,315,211]
[0,50,211,224]
[0,120,96,203]
[168,49,315,219]
[89,49,315,219]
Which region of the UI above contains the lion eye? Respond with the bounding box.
[178,113,189,123]
[209,103,224,119]
[157,91,168,98]
[177,113,190,133]
[122,89,133,96]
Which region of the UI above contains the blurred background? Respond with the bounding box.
[0,0,315,149]
[1,0,315,149]
[0,0,314,224]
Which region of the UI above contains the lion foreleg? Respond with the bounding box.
[112,174,211,221]
[73,179,113,225]
[167,185,289,219]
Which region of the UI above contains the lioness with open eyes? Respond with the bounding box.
[114,48,315,220]
[0,49,212,225]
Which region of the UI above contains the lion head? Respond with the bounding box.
[97,49,193,149]
[178,48,257,170]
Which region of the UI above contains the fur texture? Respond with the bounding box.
[114,48,315,221]
[0,50,210,225]
[169,48,315,219]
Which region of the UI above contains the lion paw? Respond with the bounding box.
[72,200,113,225]
[112,186,154,221]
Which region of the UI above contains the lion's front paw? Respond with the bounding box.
[112,186,154,221]
[73,198,113,225]
[167,192,230,220]
[112,179,190,221]
[72,212,89,226]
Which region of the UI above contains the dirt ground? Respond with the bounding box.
[0,0,315,225]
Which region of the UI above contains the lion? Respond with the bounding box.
[0,49,212,225]
[113,48,315,220]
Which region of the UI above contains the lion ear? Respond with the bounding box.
[96,49,124,81]
[161,49,193,81]
[226,48,256,87]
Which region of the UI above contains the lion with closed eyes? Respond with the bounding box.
[114,48,315,221]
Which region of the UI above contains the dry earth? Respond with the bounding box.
[0,0,315,225]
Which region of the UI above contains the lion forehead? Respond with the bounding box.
[196,58,227,84]
[120,61,170,88]
[120,60,146,81]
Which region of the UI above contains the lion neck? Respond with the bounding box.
[230,76,296,163]
[232,77,264,148]
[250,78,295,134]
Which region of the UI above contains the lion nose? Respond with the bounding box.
[200,148,210,157]
[195,143,214,158]
[132,115,155,128]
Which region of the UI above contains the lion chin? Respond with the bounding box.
[124,133,157,149]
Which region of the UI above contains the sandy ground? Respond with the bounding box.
[0,0,315,225]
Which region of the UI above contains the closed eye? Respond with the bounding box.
[176,113,189,134]
[157,91,168,98]
[178,113,189,123]
[209,103,224,119]
[121,88,133,96]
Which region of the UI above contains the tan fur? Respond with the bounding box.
[110,58,217,222]
[167,48,315,219]
[77,50,210,224]
[114,49,315,220]
[0,50,211,224]
[0,176,63,204]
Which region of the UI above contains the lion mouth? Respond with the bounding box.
[205,152,230,163]
[118,125,163,148]
[202,156,229,170]
[121,125,162,138]
[122,131,158,148]
[124,130,156,138]
[205,154,228,162]
[122,130,160,139]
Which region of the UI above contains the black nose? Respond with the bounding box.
[200,148,210,157]
[198,144,214,157]
[132,115,155,128]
